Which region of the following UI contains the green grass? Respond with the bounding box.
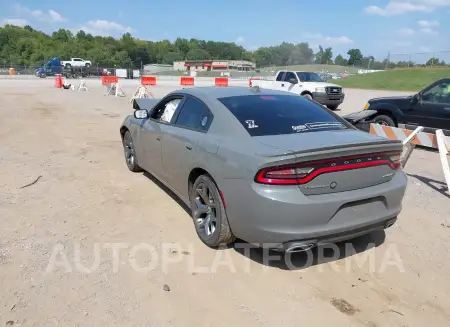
[334,68,450,91]
[262,64,360,74]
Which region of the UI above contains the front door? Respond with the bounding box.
[138,95,185,180]
[161,96,213,199]
[408,79,450,130]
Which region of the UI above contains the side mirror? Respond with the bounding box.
[411,93,421,103]
[134,109,148,119]
[288,78,298,84]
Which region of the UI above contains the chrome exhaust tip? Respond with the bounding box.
[285,243,315,253]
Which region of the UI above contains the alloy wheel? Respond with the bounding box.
[192,182,218,237]
[123,133,135,167]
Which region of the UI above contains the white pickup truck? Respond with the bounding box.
[251,70,345,110]
[61,58,92,68]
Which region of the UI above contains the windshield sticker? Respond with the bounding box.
[245,120,259,129]
[305,122,345,130]
[201,116,208,126]
[292,124,310,132]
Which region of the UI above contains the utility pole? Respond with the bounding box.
[385,52,390,70]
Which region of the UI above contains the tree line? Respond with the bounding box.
[0,24,447,69]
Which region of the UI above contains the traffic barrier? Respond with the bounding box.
[436,130,450,192]
[101,75,118,85]
[54,74,63,88]
[249,77,260,87]
[180,76,194,86]
[141,76,157,86]
[369,123,449,150]
[215,77,229,87]
[369,123,450,192]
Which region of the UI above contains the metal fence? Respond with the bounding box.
[385,50,450,68]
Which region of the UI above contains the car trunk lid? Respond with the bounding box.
[254,129,403,195]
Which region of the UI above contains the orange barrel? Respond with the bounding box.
[54,74,63,88]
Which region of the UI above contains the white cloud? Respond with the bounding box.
[235,36,245,44]
[417,19,439,27]
[398,28,415,36]
[77,20,134,36]
[420,27,438,34]
[364,0,450,15]
[395,41,412,47]
[0,18,28,26]
[302,32,353,46]
[14,4,66,23]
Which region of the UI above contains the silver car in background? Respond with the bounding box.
[120,87,407,252]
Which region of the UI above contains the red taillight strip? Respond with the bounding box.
[255,151,401,186]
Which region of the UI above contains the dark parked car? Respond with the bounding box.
[359,78,450,134]
[120,87,407,252]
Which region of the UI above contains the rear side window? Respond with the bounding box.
[174,97,213,131]
[218,95,347,137]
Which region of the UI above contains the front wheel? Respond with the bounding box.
[326,105,339,110]
[190,175,235,247]
[373,115,395,127]
[122,131,142,172]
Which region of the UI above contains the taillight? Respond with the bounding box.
[255,151,401,185]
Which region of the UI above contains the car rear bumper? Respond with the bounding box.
[221,171,407,248]
[312,92,345,106]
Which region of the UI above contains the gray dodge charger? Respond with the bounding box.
[120,86,407,252]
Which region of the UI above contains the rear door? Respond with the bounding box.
[160,96,213,198]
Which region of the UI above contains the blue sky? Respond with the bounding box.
[0,0,449,61]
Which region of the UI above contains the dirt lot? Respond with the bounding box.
[1,78,449,327]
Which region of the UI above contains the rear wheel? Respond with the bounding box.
[122,131,142,172]
[302,93,313,100]
[190,175,235,247]
[373,114,395,127]
[85,63,91,68]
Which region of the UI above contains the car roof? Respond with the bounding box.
[172,86,295,101]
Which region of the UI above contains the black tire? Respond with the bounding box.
[373,114,395,127]
[122,131,142,172]
[190,175,235,247]
[326,105,339,110]
[302,93,313,100]
[85,63,91,68]
[65,64,71,68]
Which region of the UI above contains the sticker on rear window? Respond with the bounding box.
[245,120,258,129]
[292,124,310,132]
[305,122,345,130]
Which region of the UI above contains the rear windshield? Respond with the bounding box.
[218,95,347,137]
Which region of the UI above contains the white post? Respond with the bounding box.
[436,130,450,192]
[400,126,424,168]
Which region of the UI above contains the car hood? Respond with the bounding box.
[304,81,342,88]
[369,95,414,103]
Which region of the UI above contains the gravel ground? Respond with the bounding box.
[0,78,449,327]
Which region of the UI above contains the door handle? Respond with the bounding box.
[281,83,284,87]
[156,136,161,141]
[185,143,193,150]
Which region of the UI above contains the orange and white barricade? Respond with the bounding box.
[215,77,229,87]
[180,76,195,86]
[129,76,156,103]
[369,123,450,192]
